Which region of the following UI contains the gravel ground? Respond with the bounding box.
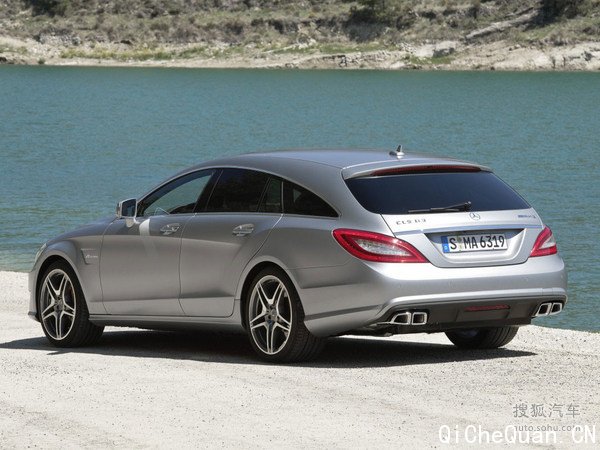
[1,271,598,448]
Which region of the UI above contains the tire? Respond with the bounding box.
[445,326,518,349]
[37,260,104,347]
[245,267,324,362]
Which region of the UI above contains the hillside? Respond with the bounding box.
[1,0,599,69]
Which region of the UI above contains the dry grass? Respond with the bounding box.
[0,0,598,63]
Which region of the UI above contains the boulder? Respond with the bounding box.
[433,41,457,58]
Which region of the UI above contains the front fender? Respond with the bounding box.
[29,240,107,319]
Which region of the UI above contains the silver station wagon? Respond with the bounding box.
[29,148,567,362]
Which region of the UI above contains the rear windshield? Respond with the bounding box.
[345,171,530,215]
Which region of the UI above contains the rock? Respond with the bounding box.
[466,9,536,41]
[413,44,435,58]
[36,32,75,46]
[389,61,407,69]
[433,41,457,57]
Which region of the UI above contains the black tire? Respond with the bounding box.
[445,326,518,349]
[37,260,104,347]
[245,267,324,363]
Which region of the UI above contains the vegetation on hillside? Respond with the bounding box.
[0,0,598,61]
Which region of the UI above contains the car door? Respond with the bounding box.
[100,169,216,316]
[179,169,282,317]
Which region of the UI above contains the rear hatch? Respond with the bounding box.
[344,164,544,268]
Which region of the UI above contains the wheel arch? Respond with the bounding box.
[34,249,83,319]
[236,257,302,330]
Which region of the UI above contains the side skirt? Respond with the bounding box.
[89,300,244,333]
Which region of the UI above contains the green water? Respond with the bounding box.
[0,66,598,331]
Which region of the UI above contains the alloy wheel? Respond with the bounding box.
[39,269,77,340]
[248,275,293,355]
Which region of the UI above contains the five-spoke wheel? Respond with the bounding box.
[245,267,324,362]
[38,261,104,347]
[39,268,77,340]
[249,275,293,355]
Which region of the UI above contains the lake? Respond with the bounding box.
[0,66,598,331]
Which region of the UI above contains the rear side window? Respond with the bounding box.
[346,171,530,215]
[259,178,283,213]
[205,169,269,213]
[283,181,337,217]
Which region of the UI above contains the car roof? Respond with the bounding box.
[147,148,489,223]
[188,149,488,179]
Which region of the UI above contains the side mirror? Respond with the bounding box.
[116,198,137,219]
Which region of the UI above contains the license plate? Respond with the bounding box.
[441,233,507,253]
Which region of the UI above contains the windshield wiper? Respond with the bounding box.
[407,201,472,214]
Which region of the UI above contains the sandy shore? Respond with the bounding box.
[2,35,600,71]
[1,270,598,448]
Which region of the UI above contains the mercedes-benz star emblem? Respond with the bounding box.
[469,212,481,221]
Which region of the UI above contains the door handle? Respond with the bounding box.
[160,223,181,235]
[232,223,254,236]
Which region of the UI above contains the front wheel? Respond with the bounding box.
[38,261,104,347]
[245,267,324,362]
[445,326,518,349]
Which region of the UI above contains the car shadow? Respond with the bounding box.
[0,329,536,368]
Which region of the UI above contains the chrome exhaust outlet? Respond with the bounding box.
[391,312,412,325]
[411,311,428,325]
[549,302,563,315]
[390,311,428,326]
[535,302,552,317]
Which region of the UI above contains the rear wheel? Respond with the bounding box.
[445,326,518,349]
[245,267,324,362]
[38,261,104,347]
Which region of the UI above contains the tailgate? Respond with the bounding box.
[382,209,544,268]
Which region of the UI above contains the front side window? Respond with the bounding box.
[137,169,215,217]
[205,169,270,213]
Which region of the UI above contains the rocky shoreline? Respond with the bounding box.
[1,35,600,71]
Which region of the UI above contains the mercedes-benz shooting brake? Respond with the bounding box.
[29,149,567,361]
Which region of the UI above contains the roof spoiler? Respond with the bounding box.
[342,162,491,180]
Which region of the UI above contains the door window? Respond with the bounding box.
[137,169,215,217]
[259,178,283,213]
[205,169,270,213]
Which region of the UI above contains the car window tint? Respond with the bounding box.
[137,170,215,218]
[345,172,530,215]
[259,178,282,213]
[205,169,270,213]
[283,181,337,217]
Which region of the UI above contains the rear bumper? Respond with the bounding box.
[291,254,567,337]
[363,295,566,335]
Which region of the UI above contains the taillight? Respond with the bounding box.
[530,226,558,257]
[332,229,428,263]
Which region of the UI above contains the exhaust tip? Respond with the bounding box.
[411,311,428,325]
[390,311,428,326]
[535,302,552,317]
[391,312,412,325]
[549,302,563,315]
